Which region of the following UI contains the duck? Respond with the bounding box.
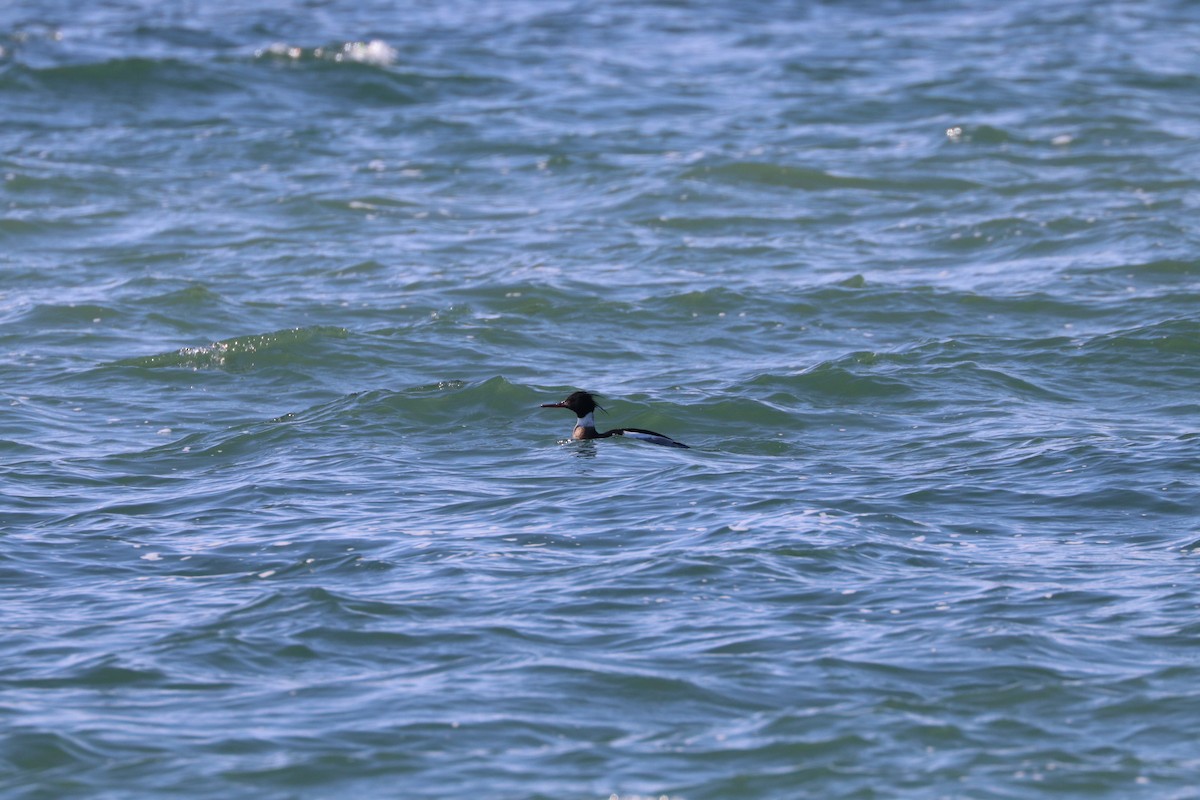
[540,390,689,448]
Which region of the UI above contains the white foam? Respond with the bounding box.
[340,40,398,66]
[258,40,398,66]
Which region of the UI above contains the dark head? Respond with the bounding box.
[540,390,604,417]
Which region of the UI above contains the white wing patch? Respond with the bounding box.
[616,429,689,448]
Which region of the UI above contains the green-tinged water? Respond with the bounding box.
[3,1,1200,798]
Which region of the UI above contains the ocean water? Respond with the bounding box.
[3,0,1200,797]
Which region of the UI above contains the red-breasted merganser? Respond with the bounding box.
[540,390,689,448]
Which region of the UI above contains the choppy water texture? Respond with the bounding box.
[3,1,1200,797]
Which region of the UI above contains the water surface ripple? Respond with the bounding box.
[3,1,1200,798]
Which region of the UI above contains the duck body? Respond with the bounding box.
[540,390,689,449]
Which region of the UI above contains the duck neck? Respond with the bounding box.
[572,411,598,439]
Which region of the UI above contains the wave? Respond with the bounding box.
[112,326,350,371]
[254,40,398,67]
[1080,317,1200,356]
[681,161,980,193]
[5,55,241,96]
[2,41,504,113]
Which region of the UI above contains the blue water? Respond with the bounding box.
[3,1,1200,798]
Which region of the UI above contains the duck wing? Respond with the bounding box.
[610,427,690,449]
